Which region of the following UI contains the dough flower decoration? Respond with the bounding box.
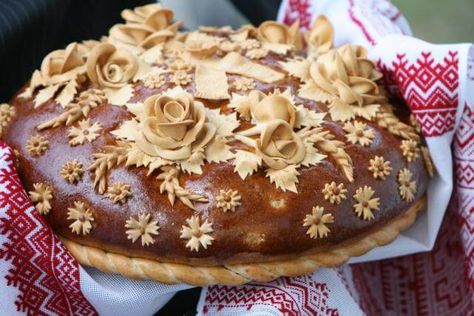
[165,54,193,72]
[0,103,15,125]
[353,186,380,220]
[230,90,353,191]
[68,119,103,146]
[229,89,324,128]
[257,20,303,54]
[400,139,420,162]
[216,189,242,212]
[255,119,306,170]
[343,120,376,146]
[28,183,53,215]
[107,87,237,209]
[86,42,144,105]
[67,201,94,235]
[171,70,192,86]
[112,87,237,171]
[217,39,238,53]
[26,135,49,156]
[305,15,334,60]
[398,168,417,202]
[61,160,84,184]
[107,182,132,204]
[125,213,160,246]
[322,182,347,205]
[180,215,214,252]
[0,103,16,137]
[238,39,261,51]
[109,3,180,54]
[184,32,222,59]
[303,206,334,239]
[21,42,88,108]
[298,44,385,122]
[368,156,392,180]
[142,71,166,89]
[135,91,216,168]
[232,77,256,92]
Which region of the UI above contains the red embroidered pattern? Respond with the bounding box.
[348,0,376,45]
[348,0,407,44]
[350,194,473,315]
[203,276,338,315]
[454,103,474,297]
[0,143,97,315]
[382,51,459,137]
[282,0,312,30]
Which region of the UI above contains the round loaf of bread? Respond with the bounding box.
[1,4,432,285]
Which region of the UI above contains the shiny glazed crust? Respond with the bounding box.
[61,196,426,285]
[2,4,433,283]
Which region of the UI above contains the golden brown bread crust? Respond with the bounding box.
[61,196,426,285]
[1,5,431,273]
[5,76,428,265]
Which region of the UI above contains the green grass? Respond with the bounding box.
[392,0,474,43]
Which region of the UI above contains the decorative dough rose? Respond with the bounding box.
[256,119,306,170]
[300,44,385,121]
[136,93,216,161]
[311,45,383,105]
[257,21,303,51]
[121,4,173,29]
[251,94,296,127]
[305,16,333,58]
[86,43,138,88]
[32,42,85,87]
[109,23,177,50]
[24,42,88,105]
[109,4,178,50]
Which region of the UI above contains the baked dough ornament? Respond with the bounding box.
[3,4,431,285]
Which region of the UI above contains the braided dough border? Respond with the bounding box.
[61,196,426,285]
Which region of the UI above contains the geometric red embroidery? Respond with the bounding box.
[453,103,474,297]
[203,276,338,315]
[454,104,474,190]
[350,193,473,315]
[282,0,312,30]
[387,51,459,137]
[0,143,97,316]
